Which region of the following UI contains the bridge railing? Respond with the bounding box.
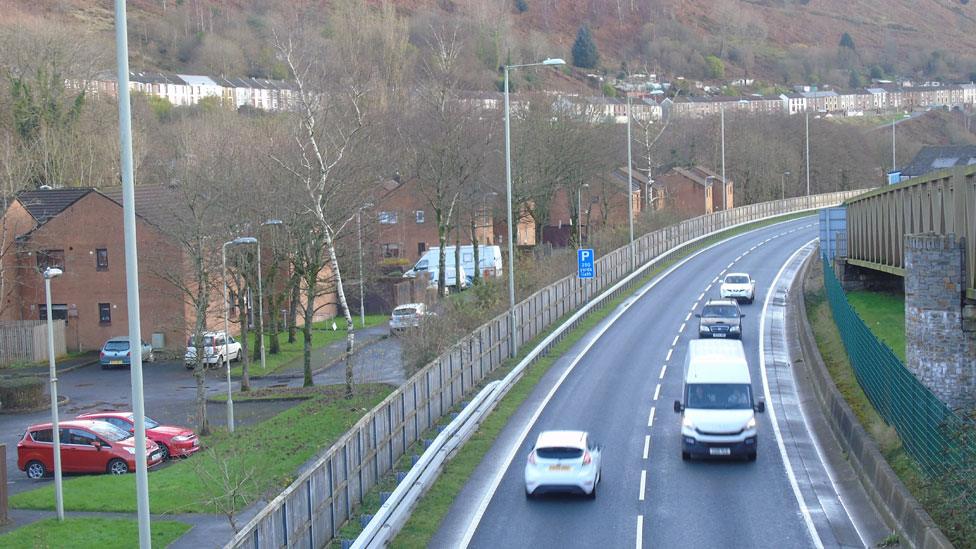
[227,189,865,549]
[821,255,976,510]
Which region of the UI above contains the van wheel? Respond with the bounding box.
[108,459,129,475]
[26,461,47,479]
[681,451,691,461]
[748,452,757,462]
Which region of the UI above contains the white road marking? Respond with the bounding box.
[639,470,647,501]
[712,276,719,284]
[665,348,673,362]
[684,312,692,322]
[705,283,712,292]
[643,435,650,459]
[647,406,656,427]
[727,262,735,269]
[750,245,758,251]
[671,335,679,347]
[697,292,705,301]
[735,255,742,261]
[759,239,824,549]
[653,384,661,401]
[636,516,643,549]
[678,322,685,333]
[659,364,667,379]
[742,250,749,256]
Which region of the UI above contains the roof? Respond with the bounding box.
[99,184,181,229]
[177,74,220,87]
[534,430,587,449]
[900,145,976,178]
[670,166,727,188]
[16,188,94,224]
[610,166,651,191]
[685,340,750,384]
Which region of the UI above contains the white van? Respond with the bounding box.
[672,340,765,461]
[404,245,502,283]
[403,252,468,291]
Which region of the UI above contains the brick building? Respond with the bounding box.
[543,169,643,246]
[655,166,733,217]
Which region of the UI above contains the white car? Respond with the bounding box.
[720,273,756,304]
[389,303,429,335]
[524,430,602,499]
[184,332,242,369]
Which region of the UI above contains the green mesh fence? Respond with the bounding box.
[821,255,976,511]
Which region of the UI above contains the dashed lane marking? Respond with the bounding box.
[665,349,673,362]
[671,335,680,347]
[636,515,643,549]
[643,435,650,459]
[653,383,661,401]
[639,470,647,501]
[647,406,656,427]
[659,364,667,379]
[678,322,685,333]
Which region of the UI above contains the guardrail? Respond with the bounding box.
[227,190,866,549]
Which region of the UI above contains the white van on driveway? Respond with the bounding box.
[404,245,502,283]
[672,339,765,461]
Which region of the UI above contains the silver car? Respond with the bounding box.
[389,303,428,335]
[524,430,602,499]
[100,337,154,369]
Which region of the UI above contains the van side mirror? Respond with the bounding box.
[755,400,765,413]
[673,400,683,413]
[740,314,746,318]
[694,313,701,318]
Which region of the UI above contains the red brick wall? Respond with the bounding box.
[658,173,712,217]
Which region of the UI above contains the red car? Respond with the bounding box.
[75,411,200,460]
[17,419,163,479]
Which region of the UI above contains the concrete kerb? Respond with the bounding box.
[791,249,953,549]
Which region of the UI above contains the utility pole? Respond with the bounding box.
[805,111,811,196]
[626,94,635,269]
[720,106,726,210]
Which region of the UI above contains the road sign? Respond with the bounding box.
[577,249,595,279]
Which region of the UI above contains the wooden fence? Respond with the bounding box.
[0,320,67,367]
[227,190,865,549]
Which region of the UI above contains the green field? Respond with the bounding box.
[846,290,906,362]
[0,518,190,549]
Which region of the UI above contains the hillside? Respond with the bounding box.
[3,0,976,87]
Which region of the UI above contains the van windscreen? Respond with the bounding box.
[686,383,752,409]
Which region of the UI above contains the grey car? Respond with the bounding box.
[696,299,745,339]
[100,336,154,369]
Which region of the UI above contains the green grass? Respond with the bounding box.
[387,212,815,547]
[231,314,387,378]
[1,351,91,370]
[10,384,392,514]
[0,518,190,548]
[846,290,906,362]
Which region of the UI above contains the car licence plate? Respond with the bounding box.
[709,447,731,456]
[548,465,571,471]
[151,451,161,460]
[712,333,727,338]
[111,360,123,365]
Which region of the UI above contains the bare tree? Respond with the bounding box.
[192,447,257,532]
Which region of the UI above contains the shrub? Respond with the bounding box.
[0,376,46,411]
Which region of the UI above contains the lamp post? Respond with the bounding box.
[504,56,565,358]
[781,171,791,201]
[43,267,64,521]
[221,236,258,432]
[355,203,373,328]
[720,106,727,210]
[805,111,811,196]
[626,93,635,269]
[577,183,590,247]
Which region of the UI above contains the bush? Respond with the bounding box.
[0,376,46,411]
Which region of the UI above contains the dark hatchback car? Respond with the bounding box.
[696,299,745,339]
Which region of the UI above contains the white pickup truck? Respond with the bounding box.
[719,273,756,304]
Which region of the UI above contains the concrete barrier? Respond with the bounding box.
[792,251,953,549]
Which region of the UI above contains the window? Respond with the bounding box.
[98,303,112,324]
[96,248,108,271]
[417,242,427,255]
[68,429,98,446]
[378,211,398,224]
[382,243,401,258]
[36,249,65,271]
[38,304,68,321]
[31,429,54,443]
[415,210,425,224]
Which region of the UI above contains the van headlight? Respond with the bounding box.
[745,417,756,430]
[682,417,696,430]
[730,325,740,332]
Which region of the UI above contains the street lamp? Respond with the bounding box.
[577,183,589,247]
[781,171,791,201]
[43,267,64,521]
[221,236,259,432]
[625,93,635,269]
[504,56,565,358]
[356,204,373,328]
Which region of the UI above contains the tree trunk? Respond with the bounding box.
[268,293,281,354]
[288,274,300,344]
[454,217,462,289]
[302,276,315,387]
[470,217,481,284]
[237,289,250,392]
[322,229,356,398]
[192,265,209,435]
[437,231,448,296]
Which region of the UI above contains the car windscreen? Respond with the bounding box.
[88,421,133,442]
[187,336,214,347]
[686,383,753,410]
[140,416,160,429]
[104,341,130,351]
[393,308,417,317]
[702,305,739,318]
[535,447,584,459]
[725,276,749,284]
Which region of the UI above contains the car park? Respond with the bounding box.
[719,273,756,303]
[673,340,765,461]
[100,336,154,369]
[389,303,430,335]
[75,411,200,460]
[524,430,602,499]
[17,419,163,478]
[697,299,745,339]
[184,331,241,368]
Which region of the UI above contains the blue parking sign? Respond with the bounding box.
[577,249,595,279]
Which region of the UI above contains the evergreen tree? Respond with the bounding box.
[514,0,528,13]
[572,26,599,69]
[839,32,856,51]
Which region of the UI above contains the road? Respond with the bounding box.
[433,217,891,549]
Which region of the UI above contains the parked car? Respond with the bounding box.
[389,303,431,335]
[524,430,602,499]
[719,273,756,303]
[184,332,241,369]
[75,411,200,461]
[17,419,163,479]
[696,299,745,339]
[99,336,154,369]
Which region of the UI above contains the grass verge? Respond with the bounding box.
[376,212,817,546]
[231,314,387,378]
[10,384,392,514]
[846,290,906,362]
[0,518,190,548]
[804,262,974,545]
